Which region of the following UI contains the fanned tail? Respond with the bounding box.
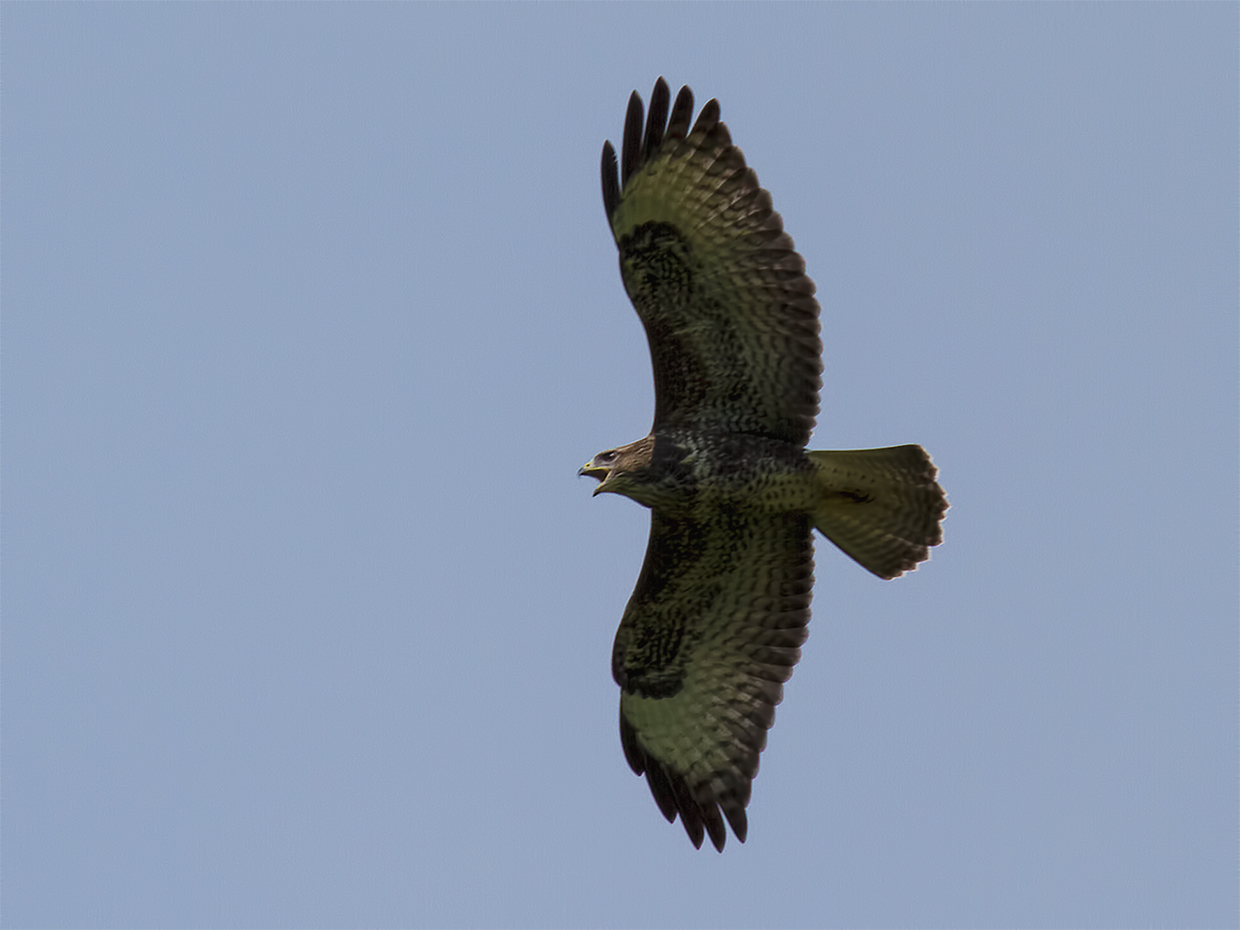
[807,445,947,579]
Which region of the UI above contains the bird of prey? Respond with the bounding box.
[580,79,948,852]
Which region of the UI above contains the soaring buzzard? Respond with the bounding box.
[580,79,947,851]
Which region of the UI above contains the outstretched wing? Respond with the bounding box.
[601,78,823,446]
[612,506,814,851]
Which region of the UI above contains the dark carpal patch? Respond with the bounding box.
[612,512,716,697]
[619,221,694,305]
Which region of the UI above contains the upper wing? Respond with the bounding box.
[612,506,814,851]
[601,79,823,446]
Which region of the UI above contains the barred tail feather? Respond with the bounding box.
[807,445,947,579]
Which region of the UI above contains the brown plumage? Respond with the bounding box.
[580,79,948,851]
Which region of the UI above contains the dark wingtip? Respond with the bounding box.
[702,804,728,852]
[644,759,680,824]
[681,812,706,850]
[724,804,748,845]
[642,77,670,163]
[622,710,751,852]
[605,80,697,220]
[666,84,695,140]
[620,90,645,186]
[691,98,721,136]
[601,140,620,220]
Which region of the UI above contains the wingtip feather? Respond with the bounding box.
[723,803,748,844]
[643,78,670,162]
[601,140,620,220]
[667,84,695,139]
[621,91,644,186]
[691,98,721,137]
[701,802,728,852]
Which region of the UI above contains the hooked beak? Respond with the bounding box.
[578,461,612,495]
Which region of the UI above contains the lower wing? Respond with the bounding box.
[612,507,813,851]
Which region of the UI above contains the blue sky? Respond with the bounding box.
[3,4,1236,927]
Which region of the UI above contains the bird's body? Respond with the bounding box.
[582,79,947,851]
[594,429,817,513]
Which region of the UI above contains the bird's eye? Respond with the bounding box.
[598,450,618,464]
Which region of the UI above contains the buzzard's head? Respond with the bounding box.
[578,436,655,498]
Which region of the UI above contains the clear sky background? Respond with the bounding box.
[3,4,1236,928]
